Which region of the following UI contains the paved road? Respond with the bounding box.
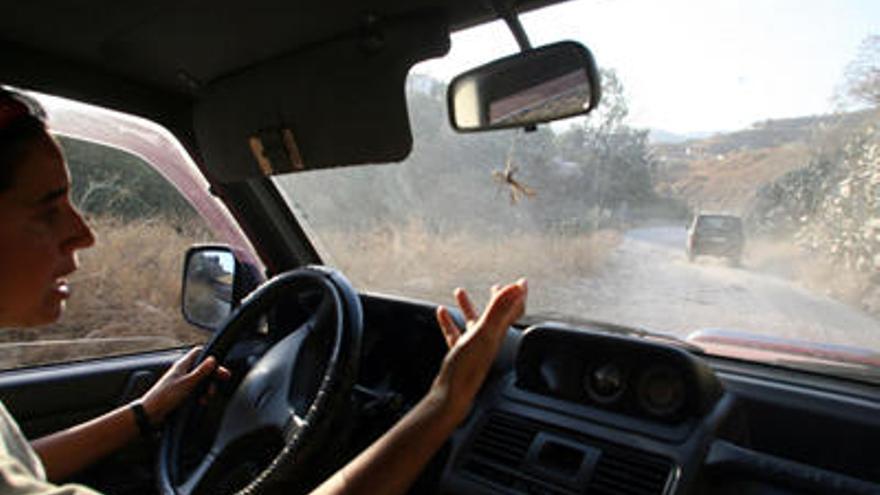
[548,226,880,350]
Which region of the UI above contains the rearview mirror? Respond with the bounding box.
[182,246,237,330]
[448,41,600,132]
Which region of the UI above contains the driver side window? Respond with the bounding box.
[0,136,219,370]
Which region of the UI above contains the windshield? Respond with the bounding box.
[273,0,880,382]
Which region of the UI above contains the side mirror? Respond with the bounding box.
[182,246,237,330]
[448,41,601,132]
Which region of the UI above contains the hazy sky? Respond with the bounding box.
[414,0,880,134]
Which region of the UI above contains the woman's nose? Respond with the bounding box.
[62,204,96,252]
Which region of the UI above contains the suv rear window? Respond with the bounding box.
[697,216,742,231]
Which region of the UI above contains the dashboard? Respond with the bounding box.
[414,322,880,495]
[358,294,880,495]
[514,325,722,432]
[439,323,721,495]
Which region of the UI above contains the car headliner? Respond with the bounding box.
[1,0,566,182]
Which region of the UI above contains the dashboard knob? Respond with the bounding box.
[637,365,686,417]
[585,362,626,404]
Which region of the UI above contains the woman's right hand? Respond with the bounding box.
[431,279,528,425]
[140,346,231,425]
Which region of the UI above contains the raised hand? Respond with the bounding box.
[433,279,528,423]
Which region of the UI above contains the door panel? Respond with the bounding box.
[0,349,187,493]
[0,349,184,437]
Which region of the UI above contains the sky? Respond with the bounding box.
[413,0,880,135]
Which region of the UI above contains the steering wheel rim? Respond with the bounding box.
[158,266,363,495]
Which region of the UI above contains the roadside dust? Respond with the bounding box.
[551,226,880,350]
[746,238,871,312]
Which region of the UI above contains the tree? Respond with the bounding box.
[296,68,663,237]
[553,69,657,226]
[839,34,880,108]
[58,136,199,223]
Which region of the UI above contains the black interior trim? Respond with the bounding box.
[0,38,196,146]
[214,178,322,274]
[705,440,880,495]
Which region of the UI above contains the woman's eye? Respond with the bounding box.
[36,205,62,224]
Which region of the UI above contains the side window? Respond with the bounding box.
[0,136,220,370]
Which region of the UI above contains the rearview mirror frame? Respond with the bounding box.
[447,41,601,132]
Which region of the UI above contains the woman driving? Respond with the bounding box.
[0,87,528,495]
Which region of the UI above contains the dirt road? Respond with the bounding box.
[547,226,880,350]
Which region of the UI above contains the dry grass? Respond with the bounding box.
[1,216,620,369]
[661,143,810,212]
[65,217,212,341]
[321,221,620,309]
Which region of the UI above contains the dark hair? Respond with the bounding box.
[0,88,49,192]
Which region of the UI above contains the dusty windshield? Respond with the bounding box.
[274,0,880,381]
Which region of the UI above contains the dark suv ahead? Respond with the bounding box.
[687,213,745,265]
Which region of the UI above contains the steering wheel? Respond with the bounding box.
[158,266,363,495]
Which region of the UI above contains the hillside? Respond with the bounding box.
[651,111,873,213]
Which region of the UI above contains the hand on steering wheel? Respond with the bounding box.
[158,267,363,495]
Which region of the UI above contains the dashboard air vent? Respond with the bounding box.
[469,412,538,467]
[460,412,542,490]
[461,411,674,495]
[589,444,673,495]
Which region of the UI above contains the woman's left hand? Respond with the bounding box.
[431,279,527,424]
[139,346,231,425]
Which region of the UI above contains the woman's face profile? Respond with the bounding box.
[0,133,95,327]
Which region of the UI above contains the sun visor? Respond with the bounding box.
[193,15,449,184]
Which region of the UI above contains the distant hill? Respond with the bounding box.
[651,111,875,213]
[648,129,714,144]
